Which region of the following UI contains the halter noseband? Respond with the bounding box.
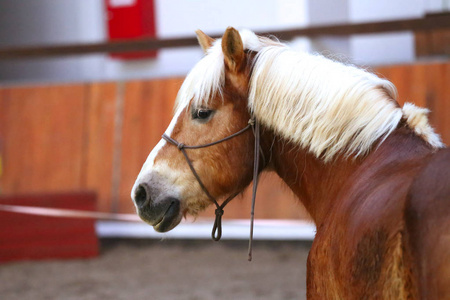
[162,118,261,261]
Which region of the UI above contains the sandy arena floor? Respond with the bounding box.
[0,239,311,300]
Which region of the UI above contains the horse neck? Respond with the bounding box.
[265,125,435,226]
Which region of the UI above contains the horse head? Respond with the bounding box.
[131,28,260,233]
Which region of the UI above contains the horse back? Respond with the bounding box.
[405,148,450,299]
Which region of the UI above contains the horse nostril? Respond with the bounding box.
[134,184,150,208]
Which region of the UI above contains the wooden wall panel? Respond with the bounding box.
[0,85,87,194]
[375,64,427,107]
[431,63,450,144]
[82,82,117,212]
[375,63,450,144]
[0,89,5,191]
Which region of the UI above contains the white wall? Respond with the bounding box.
[157,0,307,37]
[426,0,450,13]
[308,0,428,65]
[347,0,424,65]
[0,0,106,84]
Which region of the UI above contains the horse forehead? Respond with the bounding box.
[145,103,187,168]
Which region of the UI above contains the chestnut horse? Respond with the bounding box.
[131,28,450,299]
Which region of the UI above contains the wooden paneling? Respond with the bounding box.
[375,63,450,144]
[0,85,87,193]
[0,62,449,220]
[0,88,5,189]
[82,82,117,212]
[375,64,427,107]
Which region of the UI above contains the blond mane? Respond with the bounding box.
[175,29,444,161]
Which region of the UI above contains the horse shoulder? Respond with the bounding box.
[404,148,450,299]
[308,156,429,299]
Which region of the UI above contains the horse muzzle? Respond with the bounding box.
[133,183,182,232]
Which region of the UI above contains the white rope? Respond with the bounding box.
[0,204,140,222]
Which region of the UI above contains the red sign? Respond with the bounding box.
[105,0,157,59]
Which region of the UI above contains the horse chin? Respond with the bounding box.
[153,214,182,232]
[138,198,182,233]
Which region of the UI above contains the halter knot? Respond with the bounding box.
[214,207,224,217]
[177,143,185,150]
[212,207,224,241]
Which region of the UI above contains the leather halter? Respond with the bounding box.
[162,118,261,261]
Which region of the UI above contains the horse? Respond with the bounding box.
[131,27,450,299]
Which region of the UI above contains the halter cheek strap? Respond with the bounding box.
[162,118,261,261]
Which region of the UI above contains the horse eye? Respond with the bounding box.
[193,109,213,120]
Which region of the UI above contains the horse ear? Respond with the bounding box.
[221,27,244,72]
[196,30,215,53]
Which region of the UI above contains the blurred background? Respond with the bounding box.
[0,1,449,299]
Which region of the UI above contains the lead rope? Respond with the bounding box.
[248,118,261,261]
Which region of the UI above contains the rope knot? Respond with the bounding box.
[214,208,224,217]
[212,207,224,241]
[177,143,185,150]
[248,118,255,126]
